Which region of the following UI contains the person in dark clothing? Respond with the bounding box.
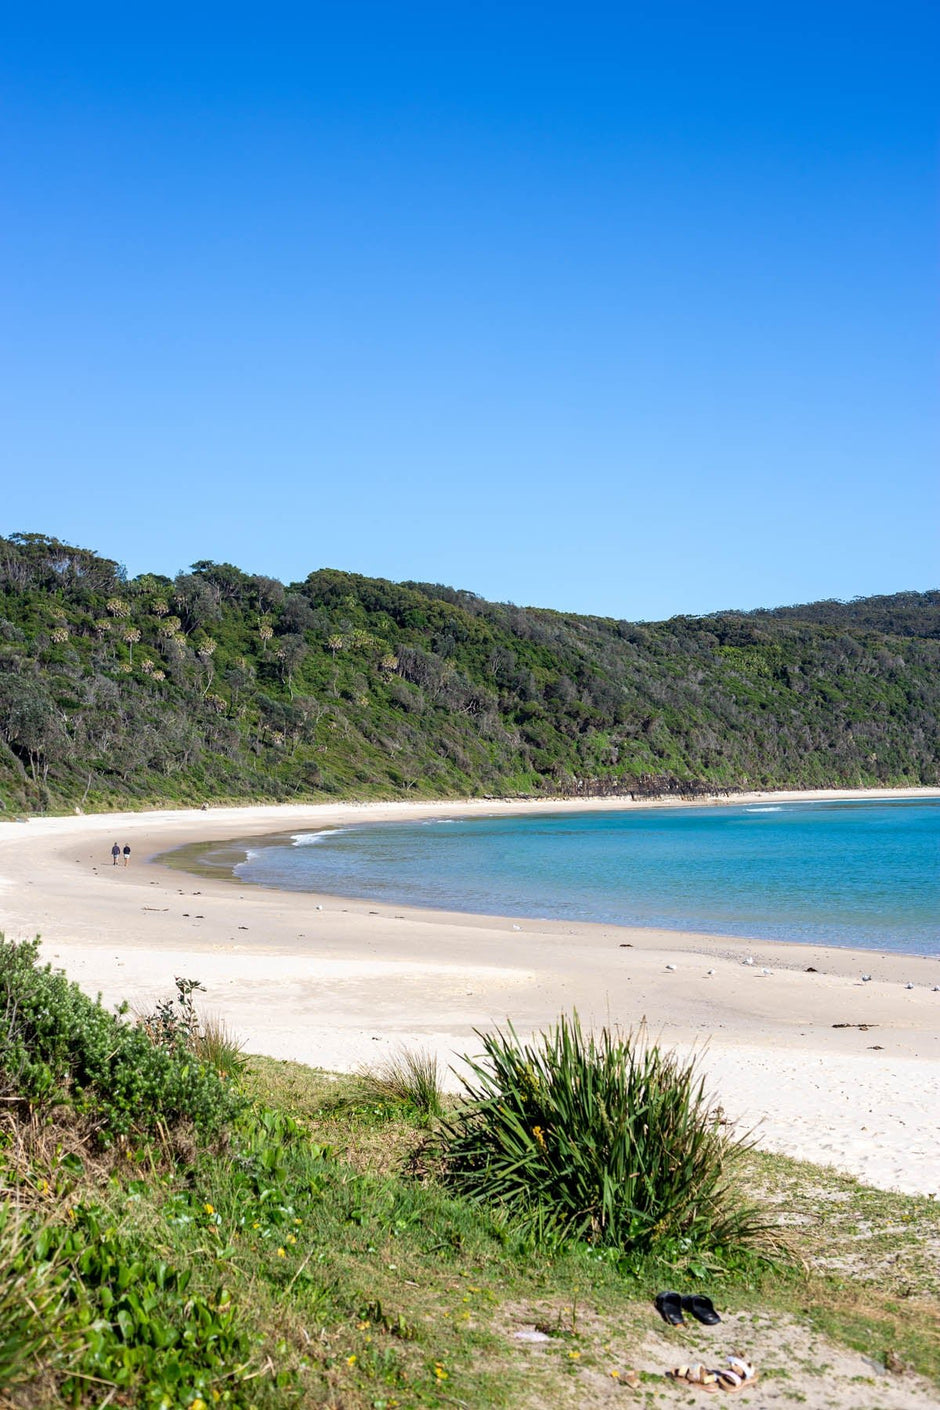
[111,843,121,866]
[122,845,131,867]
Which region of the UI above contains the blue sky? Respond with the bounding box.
[1,3,936,619]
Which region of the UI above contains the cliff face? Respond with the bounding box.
[1,533,938,812]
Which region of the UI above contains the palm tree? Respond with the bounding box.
[122,627,141,665]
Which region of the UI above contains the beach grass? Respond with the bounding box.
[357,1045,446,1123]
[193,1011,249,1079]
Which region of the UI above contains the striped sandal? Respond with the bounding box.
[666,1363,720,1392]
[713,1357,759,1392]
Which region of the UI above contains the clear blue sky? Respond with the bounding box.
[1,3,936,619]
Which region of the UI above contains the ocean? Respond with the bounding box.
[172,797,940,956]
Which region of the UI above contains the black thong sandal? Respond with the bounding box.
[655,1291,685,1326]
[681,1294,722,1325]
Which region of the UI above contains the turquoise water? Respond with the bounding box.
[211,799,939,955]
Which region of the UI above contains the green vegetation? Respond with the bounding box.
[1,946,938,1405]
[0,939,241,1142]
[439,1015,764,1254]
[1,531,938,813]
[0,1202,62,1389]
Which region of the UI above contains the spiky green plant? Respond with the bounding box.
[440,1014,764,1255]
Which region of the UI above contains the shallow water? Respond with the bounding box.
[171,798,940,956]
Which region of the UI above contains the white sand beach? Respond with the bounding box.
[1,790,938,1197]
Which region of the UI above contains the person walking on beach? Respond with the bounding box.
[122,845,131,867]
[111,843,121,866]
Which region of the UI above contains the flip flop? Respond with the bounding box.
[655,1291,685,1325]
[682,1294,722,1325]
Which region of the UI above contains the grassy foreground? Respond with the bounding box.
[1,958,938,1406]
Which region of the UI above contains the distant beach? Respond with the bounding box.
[1,788,939,1197]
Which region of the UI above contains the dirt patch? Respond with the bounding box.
[497,1300,940,1408]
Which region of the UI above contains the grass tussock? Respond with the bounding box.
[358,1046,445,1122]
[440,1014,765,1255]
[193,1012,247,1079]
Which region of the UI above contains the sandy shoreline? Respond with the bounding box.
[1,788,938,1196]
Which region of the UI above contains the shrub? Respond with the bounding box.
[139,975,205,1049]
[359,1046,445,1122]
[0,937,242,1140]
[440,1013,764,1255]
[140,979,246,1081]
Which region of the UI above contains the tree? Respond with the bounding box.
[225,657,256,710]
[275,634,308,696]
[0,677,68,786]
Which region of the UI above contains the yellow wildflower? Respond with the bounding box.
[433,1364,448,1380]
[203,1203,215,1215]
[568,1350,580,1360]
[190,1400,208,1410]
[276,1247,286,1258]
[346,1354,357,1365]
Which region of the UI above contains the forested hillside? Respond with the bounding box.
[1,532,937,813]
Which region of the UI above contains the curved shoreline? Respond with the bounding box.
[156,793,940,959]
[1,789,939,1196]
